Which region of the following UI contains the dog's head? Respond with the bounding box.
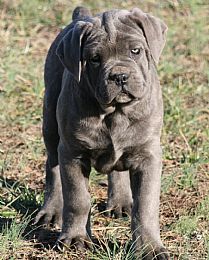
[56,7,167,106]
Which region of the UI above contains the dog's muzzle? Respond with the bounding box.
[108,72,133,103]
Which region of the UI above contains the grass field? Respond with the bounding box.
[0,0,208,259]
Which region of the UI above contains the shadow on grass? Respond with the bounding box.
[0,176,61,250]
[0,176,39,215]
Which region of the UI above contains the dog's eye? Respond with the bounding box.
[90,54,101,65]
[131,48,141,55]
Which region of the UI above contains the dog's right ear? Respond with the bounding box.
[56,21,92,82]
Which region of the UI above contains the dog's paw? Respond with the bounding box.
[106,199,132,218]
[142,246,170,260]
[55,233,92,252]
[34,200,63,228]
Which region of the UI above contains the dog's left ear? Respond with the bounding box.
[130,8,168,65]
[56,21,92,82]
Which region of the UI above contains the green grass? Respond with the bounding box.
[0,0,209,259]
[0,218,27,259]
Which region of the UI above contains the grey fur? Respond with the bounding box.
[35,6,169,259]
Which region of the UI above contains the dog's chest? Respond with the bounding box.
[76,112,132,172]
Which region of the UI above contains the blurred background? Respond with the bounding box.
[0,0,208,259]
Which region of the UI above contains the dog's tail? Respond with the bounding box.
[72,6,92,21]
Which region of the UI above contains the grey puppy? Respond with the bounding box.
[35,6,169,259]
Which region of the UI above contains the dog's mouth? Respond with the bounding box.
[114,91,133,103]
[99,91,138,112]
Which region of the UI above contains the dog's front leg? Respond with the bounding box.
[57,143,91,249]
[130,142,169,259]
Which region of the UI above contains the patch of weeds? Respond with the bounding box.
[0,177,43,217]
[24,135,43,161]
[175,216,198,238]
[0,214,31,260]
[178,163,197,189]
[89,232,135,260]
[196,196,209,221]
[161,172,176,193]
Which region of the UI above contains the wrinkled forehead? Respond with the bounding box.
[85,9,146,49]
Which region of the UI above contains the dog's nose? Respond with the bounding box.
[109,73,129,86]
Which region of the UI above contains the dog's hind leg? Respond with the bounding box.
[35,92,63,228]
[106,171,133,218]
[34,103,63,228]
[35,43,64,227]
